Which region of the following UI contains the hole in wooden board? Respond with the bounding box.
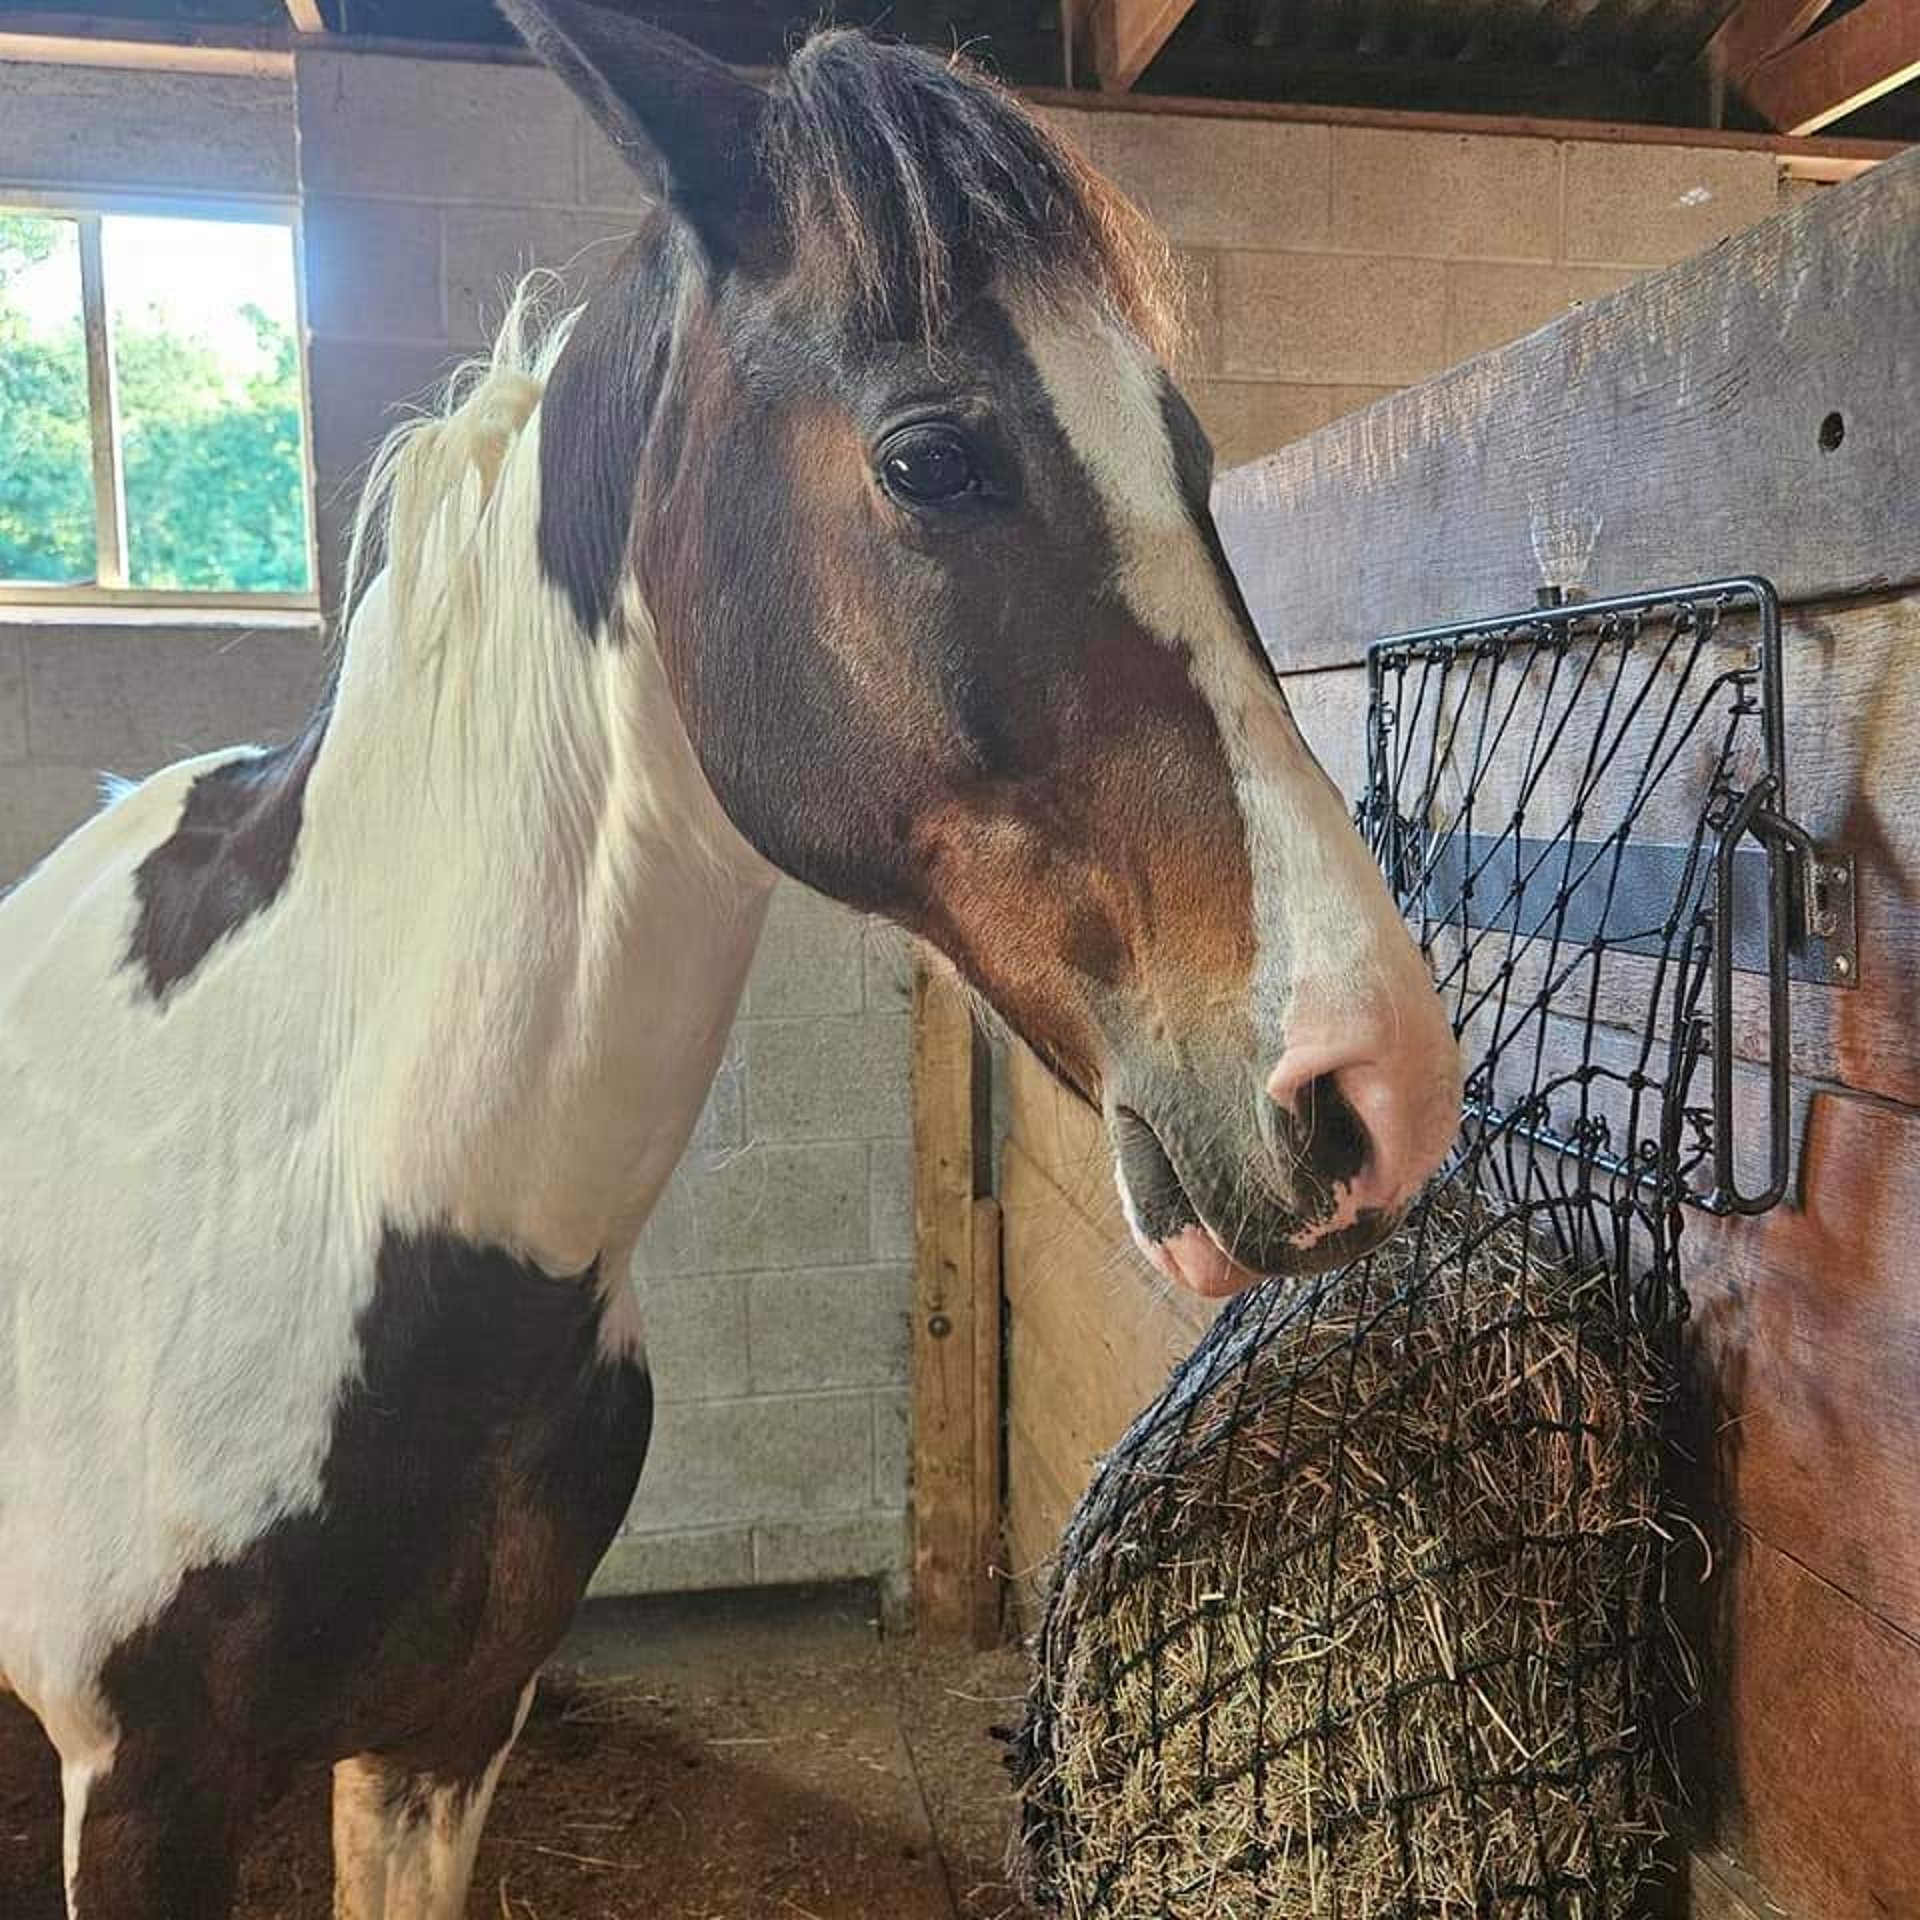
[1819,410,1846,451]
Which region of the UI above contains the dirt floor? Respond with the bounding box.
[0,1585,1043,1919]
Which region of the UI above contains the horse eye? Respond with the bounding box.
[878,427,979,508]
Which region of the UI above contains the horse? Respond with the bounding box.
[0,4,1463,1913]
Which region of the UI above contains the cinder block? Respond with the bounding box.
[1331,129,1559,262]
[624,1392,877,1529]
[23,625,325,773]
[1563,142,1780,267]
[874,1389,910,1505]
[305,338,464,505]
[1443,261,1644,363]
[868,1141,914,1262]
[743,1016,911,1143]
[1034,105,1100,155]
[1184,380,1393,470]
[0,635,27,766]
[1084,114,1331,254]
[1219,252,1447,385]
[742,881,866,1018]
[0,61,294,194]
[636,1270,750,1401]
[747,1265,911,1392]
[753,1511,909,1585]
[441,206,635,347]
[295,51,578,206]
[301,197,446,345]
[589,1526,753,1596]
[634,1141,872,1277]
[0,764,113,888]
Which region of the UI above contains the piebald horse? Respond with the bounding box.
[0,6,1462,1914]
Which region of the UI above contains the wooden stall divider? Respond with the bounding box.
[911,967,1006,1646]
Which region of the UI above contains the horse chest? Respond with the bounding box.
[93,1228,654,1786]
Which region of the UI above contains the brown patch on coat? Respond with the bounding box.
[127,719,327,1006]
[72,1227,652,1917]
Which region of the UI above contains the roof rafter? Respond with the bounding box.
[1740,0,1920,133]
[1082,0,1198,92]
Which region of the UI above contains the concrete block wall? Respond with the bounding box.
[2,41,1806,1596]
[293,49,644,613]
[1041,108,1786,465]
[0,60,325,910]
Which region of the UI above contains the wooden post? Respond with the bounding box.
[911,967,1004,1645]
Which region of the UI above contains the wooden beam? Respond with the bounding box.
[911,968,1003,1645]
[0,16,292,75]
[1701,0,1834,92]
[283,0,327,34]
[1741,0,1920,134]
[1086,0,1197,92]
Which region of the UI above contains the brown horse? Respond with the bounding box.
[0,7,1460,1914]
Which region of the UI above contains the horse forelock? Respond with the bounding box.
[764,32,1183,358]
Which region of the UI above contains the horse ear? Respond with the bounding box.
[501,0,768,257]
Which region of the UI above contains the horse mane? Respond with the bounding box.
[340,275,578,648]
[763,32,1181,353]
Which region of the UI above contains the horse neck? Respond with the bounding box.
[310,412,775,1275]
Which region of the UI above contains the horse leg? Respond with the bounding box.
[331,1680,535,1920]
[64,1746,246,1920]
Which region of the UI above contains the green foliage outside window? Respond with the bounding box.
[0,210,312,594]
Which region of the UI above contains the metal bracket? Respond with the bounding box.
[1756,811,1858,988]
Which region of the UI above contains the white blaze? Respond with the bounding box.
[1014,305,1421,1060]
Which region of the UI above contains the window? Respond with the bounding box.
[0,205,314,605]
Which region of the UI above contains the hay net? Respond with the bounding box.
[1015,581,1786,1920]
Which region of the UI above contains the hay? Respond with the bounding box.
[1015,1193,1673,1920]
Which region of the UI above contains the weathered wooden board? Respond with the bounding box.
[1006,1412,1083,1605]
[1005,1043,1218,1341]
[1686,1525,1920,1920]
[1001,1043,1223,1618]
[1683,1088,1920,1642]
[1215,147,1920,671]
[1687,1849,1788,1920]
[1001,1139,1208,1470]
[911,969,1001,1645]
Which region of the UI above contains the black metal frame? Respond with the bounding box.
[1366,575,1840,1219]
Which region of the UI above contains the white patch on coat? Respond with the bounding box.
[60,1748,112,1917]
[1013,304,1433,1061]
[0,339,770,1790]
[331,1680,536,1919]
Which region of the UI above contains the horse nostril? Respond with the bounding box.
[1272,1069,1369,1187]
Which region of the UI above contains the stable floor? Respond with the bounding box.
[0,1585,1041,1919]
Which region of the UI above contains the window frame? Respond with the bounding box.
[0,188,321,614]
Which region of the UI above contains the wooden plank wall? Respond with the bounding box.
[1001,150,1920,1920]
